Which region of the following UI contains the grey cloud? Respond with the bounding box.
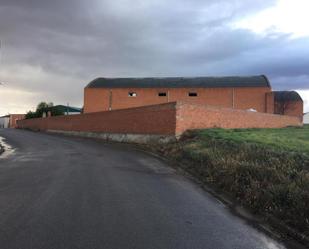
[0,0,308,114]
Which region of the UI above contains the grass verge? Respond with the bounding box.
[148,126,309,244]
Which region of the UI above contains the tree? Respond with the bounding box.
[25,102,64,119]
[274,91,298,115]
[49,107,64,117]
[275,100,292,115]
[35,102,53,117]
[36,102,53,110]
[25,111,39,119]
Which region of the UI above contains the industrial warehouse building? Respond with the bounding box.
[273,91,303,117]
[84,75,303,119]
[17,75,303,139]
[0,114,25,128]
[0,115,9,128]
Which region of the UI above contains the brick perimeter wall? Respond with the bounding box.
[175,102,302,135]
[17,102,302,137]
[17,103,177,135]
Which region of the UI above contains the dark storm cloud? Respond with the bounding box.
[0,0,308,112]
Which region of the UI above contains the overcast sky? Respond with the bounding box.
[0,0,308,115]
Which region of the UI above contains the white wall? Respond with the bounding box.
[304,113,309,124]
[0,117,10,128]
[67,112,81,115]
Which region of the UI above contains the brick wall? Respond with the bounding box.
[9,114,25,128]
[17,102,302,137]
[175,102,302,135]
[84,87,271,114]
[265,92,275,113]
[274,100,303,119]
[18,103,177,135]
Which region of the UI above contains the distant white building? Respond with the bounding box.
[304,112,309,124]
[0,115,10,128]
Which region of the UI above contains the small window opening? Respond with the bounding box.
[128,92,137,97]
[158,92,167,97]
[188,92,198,97]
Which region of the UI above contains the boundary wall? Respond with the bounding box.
[17,102,302,143]
[175,102,302,135]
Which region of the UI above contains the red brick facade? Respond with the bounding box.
[273,91,303,119]
[84,87,272,114]
[17,102,302,136]
[274,100,303,119]
[9,114,25,128]
[265,92,275,114]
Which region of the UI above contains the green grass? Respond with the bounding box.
[156,125,309,237]
[197,125,309,154]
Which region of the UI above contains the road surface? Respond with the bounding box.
[0,129,286,249]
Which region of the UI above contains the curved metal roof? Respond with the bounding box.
[43,105,82,113]
[86,75,271,88]
[273,91,303,102]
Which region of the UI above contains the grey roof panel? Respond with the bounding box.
[273,91,303,102]
[54,105,82,112]
[44,105,82,113]
[86,75,270,89]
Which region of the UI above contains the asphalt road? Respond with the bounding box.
[0,129,287,249]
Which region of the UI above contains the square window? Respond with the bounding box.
[188,92,198,97]
[128,92,137,97]
[158,92,167,97]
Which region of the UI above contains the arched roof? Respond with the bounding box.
[85,75,271,89]
[273,91,303,102]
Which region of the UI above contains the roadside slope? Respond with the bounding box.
[150,127,309,245]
